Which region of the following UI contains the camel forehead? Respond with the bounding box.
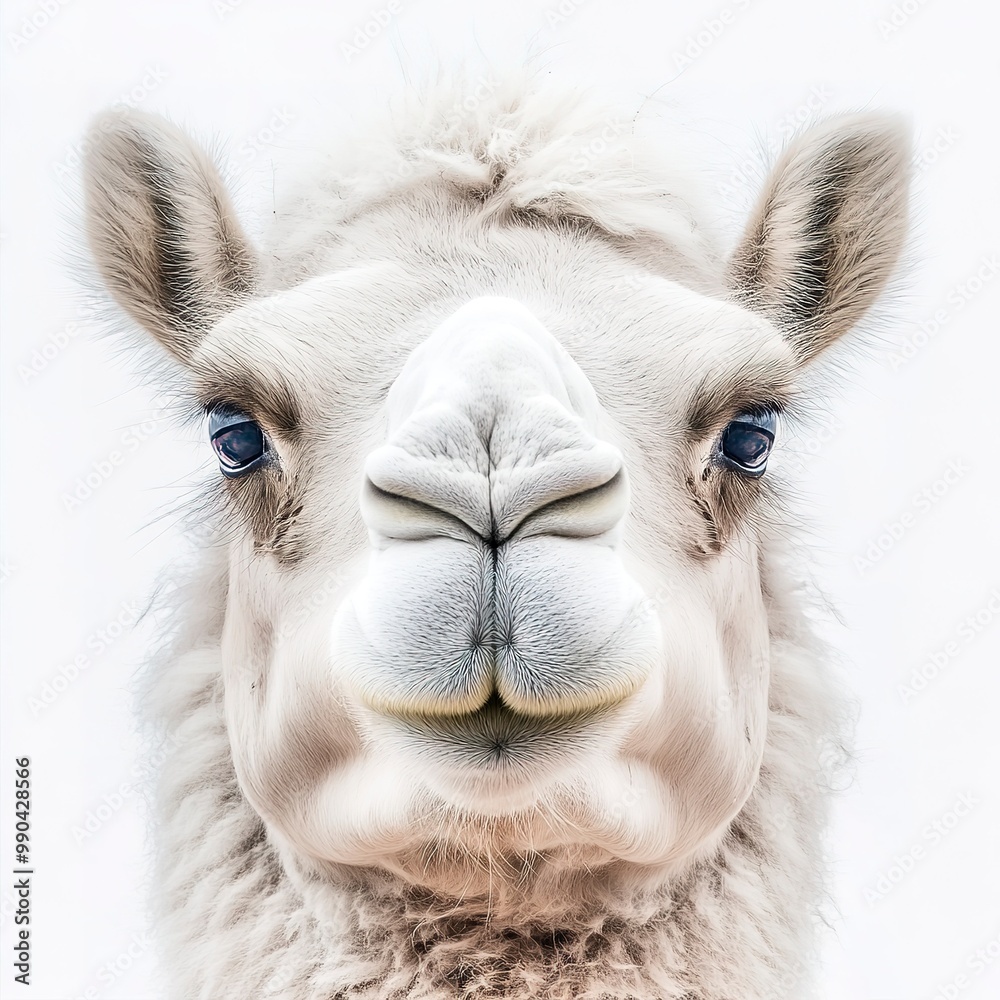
[195,262,794,421]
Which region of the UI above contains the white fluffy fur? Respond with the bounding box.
[81,76,910,999]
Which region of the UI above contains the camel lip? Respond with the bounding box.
[354,674,642,723]
[387,691,609,736]
[372,692,620,780]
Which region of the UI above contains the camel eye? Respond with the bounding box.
[209,406,268,477]
[720,410,776,476]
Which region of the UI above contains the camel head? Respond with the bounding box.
[81,96,908,902]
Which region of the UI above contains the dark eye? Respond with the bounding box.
[208,406,269,478]
[719,410,777,476]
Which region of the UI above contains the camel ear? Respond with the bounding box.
[82,109,256,364]
[728,114,910,361]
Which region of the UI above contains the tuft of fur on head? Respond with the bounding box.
[261,72,727,295]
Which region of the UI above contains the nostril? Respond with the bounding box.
[487,442,625,541]
[362,468,629,546]
[362,444,494,539]
[361,441,628,546]
[503,468,630,542]
[359,477,483,543]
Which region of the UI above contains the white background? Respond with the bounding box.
[2,1,998,997]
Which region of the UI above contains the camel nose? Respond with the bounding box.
[338,298,653,722]
[360,297,627,545]
[361,434,628,545]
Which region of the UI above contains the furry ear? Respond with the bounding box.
[728,114,910,361]
[82,109,256,364]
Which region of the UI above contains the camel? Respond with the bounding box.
[81,78,909,999]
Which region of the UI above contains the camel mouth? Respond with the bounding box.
[370,691,621,801]
[393,691,608,742]
[333,547,662,724]
[349,662,647,721]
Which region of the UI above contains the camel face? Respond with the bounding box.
[184,257,796,877]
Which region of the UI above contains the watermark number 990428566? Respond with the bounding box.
[13,757,32,986]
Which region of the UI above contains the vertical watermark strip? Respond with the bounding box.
[12,757,32,986]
